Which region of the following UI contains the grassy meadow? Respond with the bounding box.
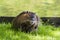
[0,23,60,40]
[0,0,60,40]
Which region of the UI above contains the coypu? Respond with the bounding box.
[12,11,40,33]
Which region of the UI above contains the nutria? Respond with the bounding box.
[12,11,40,33]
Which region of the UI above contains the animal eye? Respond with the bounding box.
[34,26,37,29]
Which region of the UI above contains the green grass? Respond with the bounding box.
[0,23,60,40]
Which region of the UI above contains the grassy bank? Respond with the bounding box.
[0,23,60,40]
[0,0,60,40]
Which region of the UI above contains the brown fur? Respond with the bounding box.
[12,11,40,33]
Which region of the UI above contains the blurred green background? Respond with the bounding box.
[0,0,60,17]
